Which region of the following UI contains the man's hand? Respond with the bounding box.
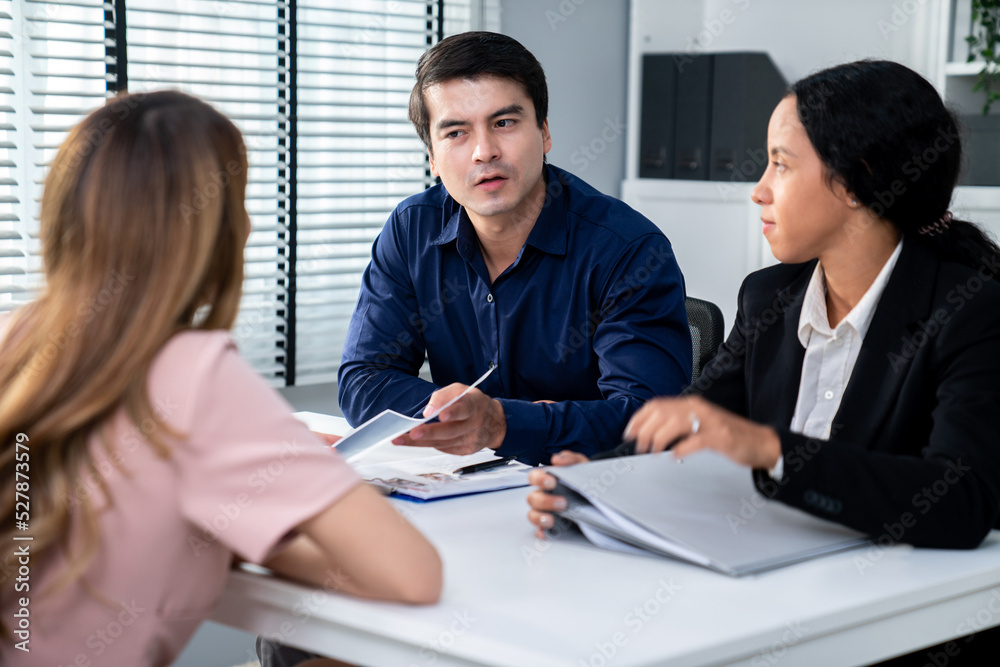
[391,383,507,456]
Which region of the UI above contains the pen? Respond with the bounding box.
[453,457,516,476]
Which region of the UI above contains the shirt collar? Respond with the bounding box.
[428,165,569,257]
[797,238,904,346]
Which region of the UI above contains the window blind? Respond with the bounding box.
[294,0,440,384]
[0,0,492,386]
[125,0,290,383]
[0,0,111,317]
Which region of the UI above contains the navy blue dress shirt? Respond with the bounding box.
[338,165,692,465]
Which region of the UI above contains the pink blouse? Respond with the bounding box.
[0,330,360,666]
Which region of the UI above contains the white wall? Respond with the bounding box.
[499,0,631,197]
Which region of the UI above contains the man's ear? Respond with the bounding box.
[541,118,552,155]
[428,146,439,178]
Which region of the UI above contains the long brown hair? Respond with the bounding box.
[0,90,249,600]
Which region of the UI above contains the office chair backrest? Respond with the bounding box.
[685,296,725,383]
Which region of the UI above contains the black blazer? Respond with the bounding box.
[692,239,1000,548]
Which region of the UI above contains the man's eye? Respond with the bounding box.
[496,119,512,128]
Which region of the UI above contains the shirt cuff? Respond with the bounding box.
[769,455,785,481]
[493,398,548,465]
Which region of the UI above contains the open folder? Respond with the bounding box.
[356,451,530,501]
[550,452,868,576]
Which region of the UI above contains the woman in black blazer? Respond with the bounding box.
[528,60,1000,551]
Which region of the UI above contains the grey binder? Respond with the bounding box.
[551,452,867,576]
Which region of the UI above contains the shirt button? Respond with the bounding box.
[487,294,494,303]
[489,361,496,370]
[824,390,834,400]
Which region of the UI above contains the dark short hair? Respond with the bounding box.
[408,31,548,151]
[790,59,1000,268]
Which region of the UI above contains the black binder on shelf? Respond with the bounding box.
[638,54,678,179]
[708,53,787,182]
[673,54,714,181]
[639,51,787,183]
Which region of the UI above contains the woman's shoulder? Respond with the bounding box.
[154,329,238,374]
[146,330,244,427]
[737,260,816,312]
[931,257,1000,330]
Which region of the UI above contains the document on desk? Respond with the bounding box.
[355,450,531,501]
[331,367,494,463]
[551,452,868,576]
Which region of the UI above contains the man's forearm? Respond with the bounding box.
[494,397,640,466]
[337,362,438,426]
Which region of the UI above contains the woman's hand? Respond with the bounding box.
[625,395,782,469]
[526,450,589,539]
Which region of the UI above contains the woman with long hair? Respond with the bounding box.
[529,60,1000,551]
[0,91,441,666]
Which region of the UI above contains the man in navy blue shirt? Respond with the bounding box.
[338,31,692,466]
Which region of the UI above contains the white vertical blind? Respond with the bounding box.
[294,0,438,384]
[0,0,110,316]
[0,0,483,386]
[125,0,289,383]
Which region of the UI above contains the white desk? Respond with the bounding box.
[211,479,1000,666]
